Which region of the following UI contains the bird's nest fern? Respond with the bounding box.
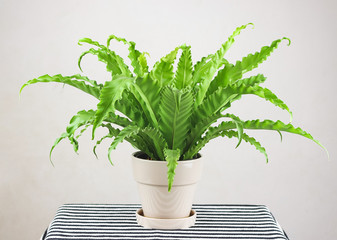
[20,23,327,191]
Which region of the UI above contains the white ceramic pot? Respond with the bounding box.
[131,151,203,222]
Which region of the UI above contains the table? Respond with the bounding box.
[42,204,289,240]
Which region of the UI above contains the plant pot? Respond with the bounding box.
[131,151,203,229]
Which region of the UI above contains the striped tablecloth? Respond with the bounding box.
[43,204,289,240]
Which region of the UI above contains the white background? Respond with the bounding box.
[1,0,336,239]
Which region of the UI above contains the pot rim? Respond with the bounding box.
[132,151,202,162]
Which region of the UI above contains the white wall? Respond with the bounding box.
[1,0,336,239]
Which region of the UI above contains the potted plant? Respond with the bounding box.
[20,23,326,229]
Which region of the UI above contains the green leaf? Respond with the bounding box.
[212,23,254,68]
[78,37,106,48]
[235,37,291,75]
[93,124,120,159]
[20,74,101,99]
[104,112,133,128]
[75,123,90,140]
[193,23,254,106]
[66,110,96,135]
[69,74,102,89]
[214,119,327,156]
[49,132,68,165]
[135,74,161,116]
[225,85,293,121]
[107,125,140,164]
[185,117,269,162]
[221,130,269,162]
[183,112,223,159]
[185,116,228,159]
[193,61,219,106]
[49,109,96,162]
[78,37,132,77]
[192,23,253,84]
[174,45,193,89]
[193,87,238,125]
[150,46,181,87]
[92,76,135,139]
[115,94,148,128]
[78,48,123,76]
[233,74,267,87]
[208,38,290,96]
[107,35,148,77]
[93,134,113,159]
[66,110,96,153]
[243,119,317,140]
[128,134,156,159]
[138,52,149,75]
[224,114,244,148]
[164,148,181,192]
[139,127,168,160]
[242,133,268,162]
[109,125,139,150]
[241,119,328,157]
[129,83,159,129]
[103,79,156,129]
[206,64,232,95]
[159,87,194,150]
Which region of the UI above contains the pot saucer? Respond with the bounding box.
[136,208,196,229]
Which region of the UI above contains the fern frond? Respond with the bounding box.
[104,112,132,128]
[235,38,291,75]
[78,38,132,77]
[75,123,90,140]
[135,75,161,116]
[174,45,193,89]
[49,132,68,165]
[49,109,96,162]
[185,122,268,162]
[139,127,168,160]
[133,134,158,159]
[233,74,267,87]
[92,76,135,139]
[159,87,194,150]
[20,74,101,99]
[138,52,149,75]
[221,130,269,162]
[164,148,180,191]
[65,110,97,153]
[193,23,254,106]
[70,74,102,89]
[129,83,159,129]
[193,23,253,84]
[193,87,237,125]
[150,46,181,87]
[115,95,148,127]
[226,85,293,121]
[213,119,327,155]
[78,48,124,76]
[92,123,120,158]
[243,119,323,146]
[208,38,290,95]
[93,134,113,159]
[107,125,140,164]
[107,35,148,77]
[183,112,223,158]
[223,114,244,148]
[213,23,254,64]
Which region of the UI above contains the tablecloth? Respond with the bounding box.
[43,204,289,240]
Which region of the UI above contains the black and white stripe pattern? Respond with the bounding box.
[44,204,288,240]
